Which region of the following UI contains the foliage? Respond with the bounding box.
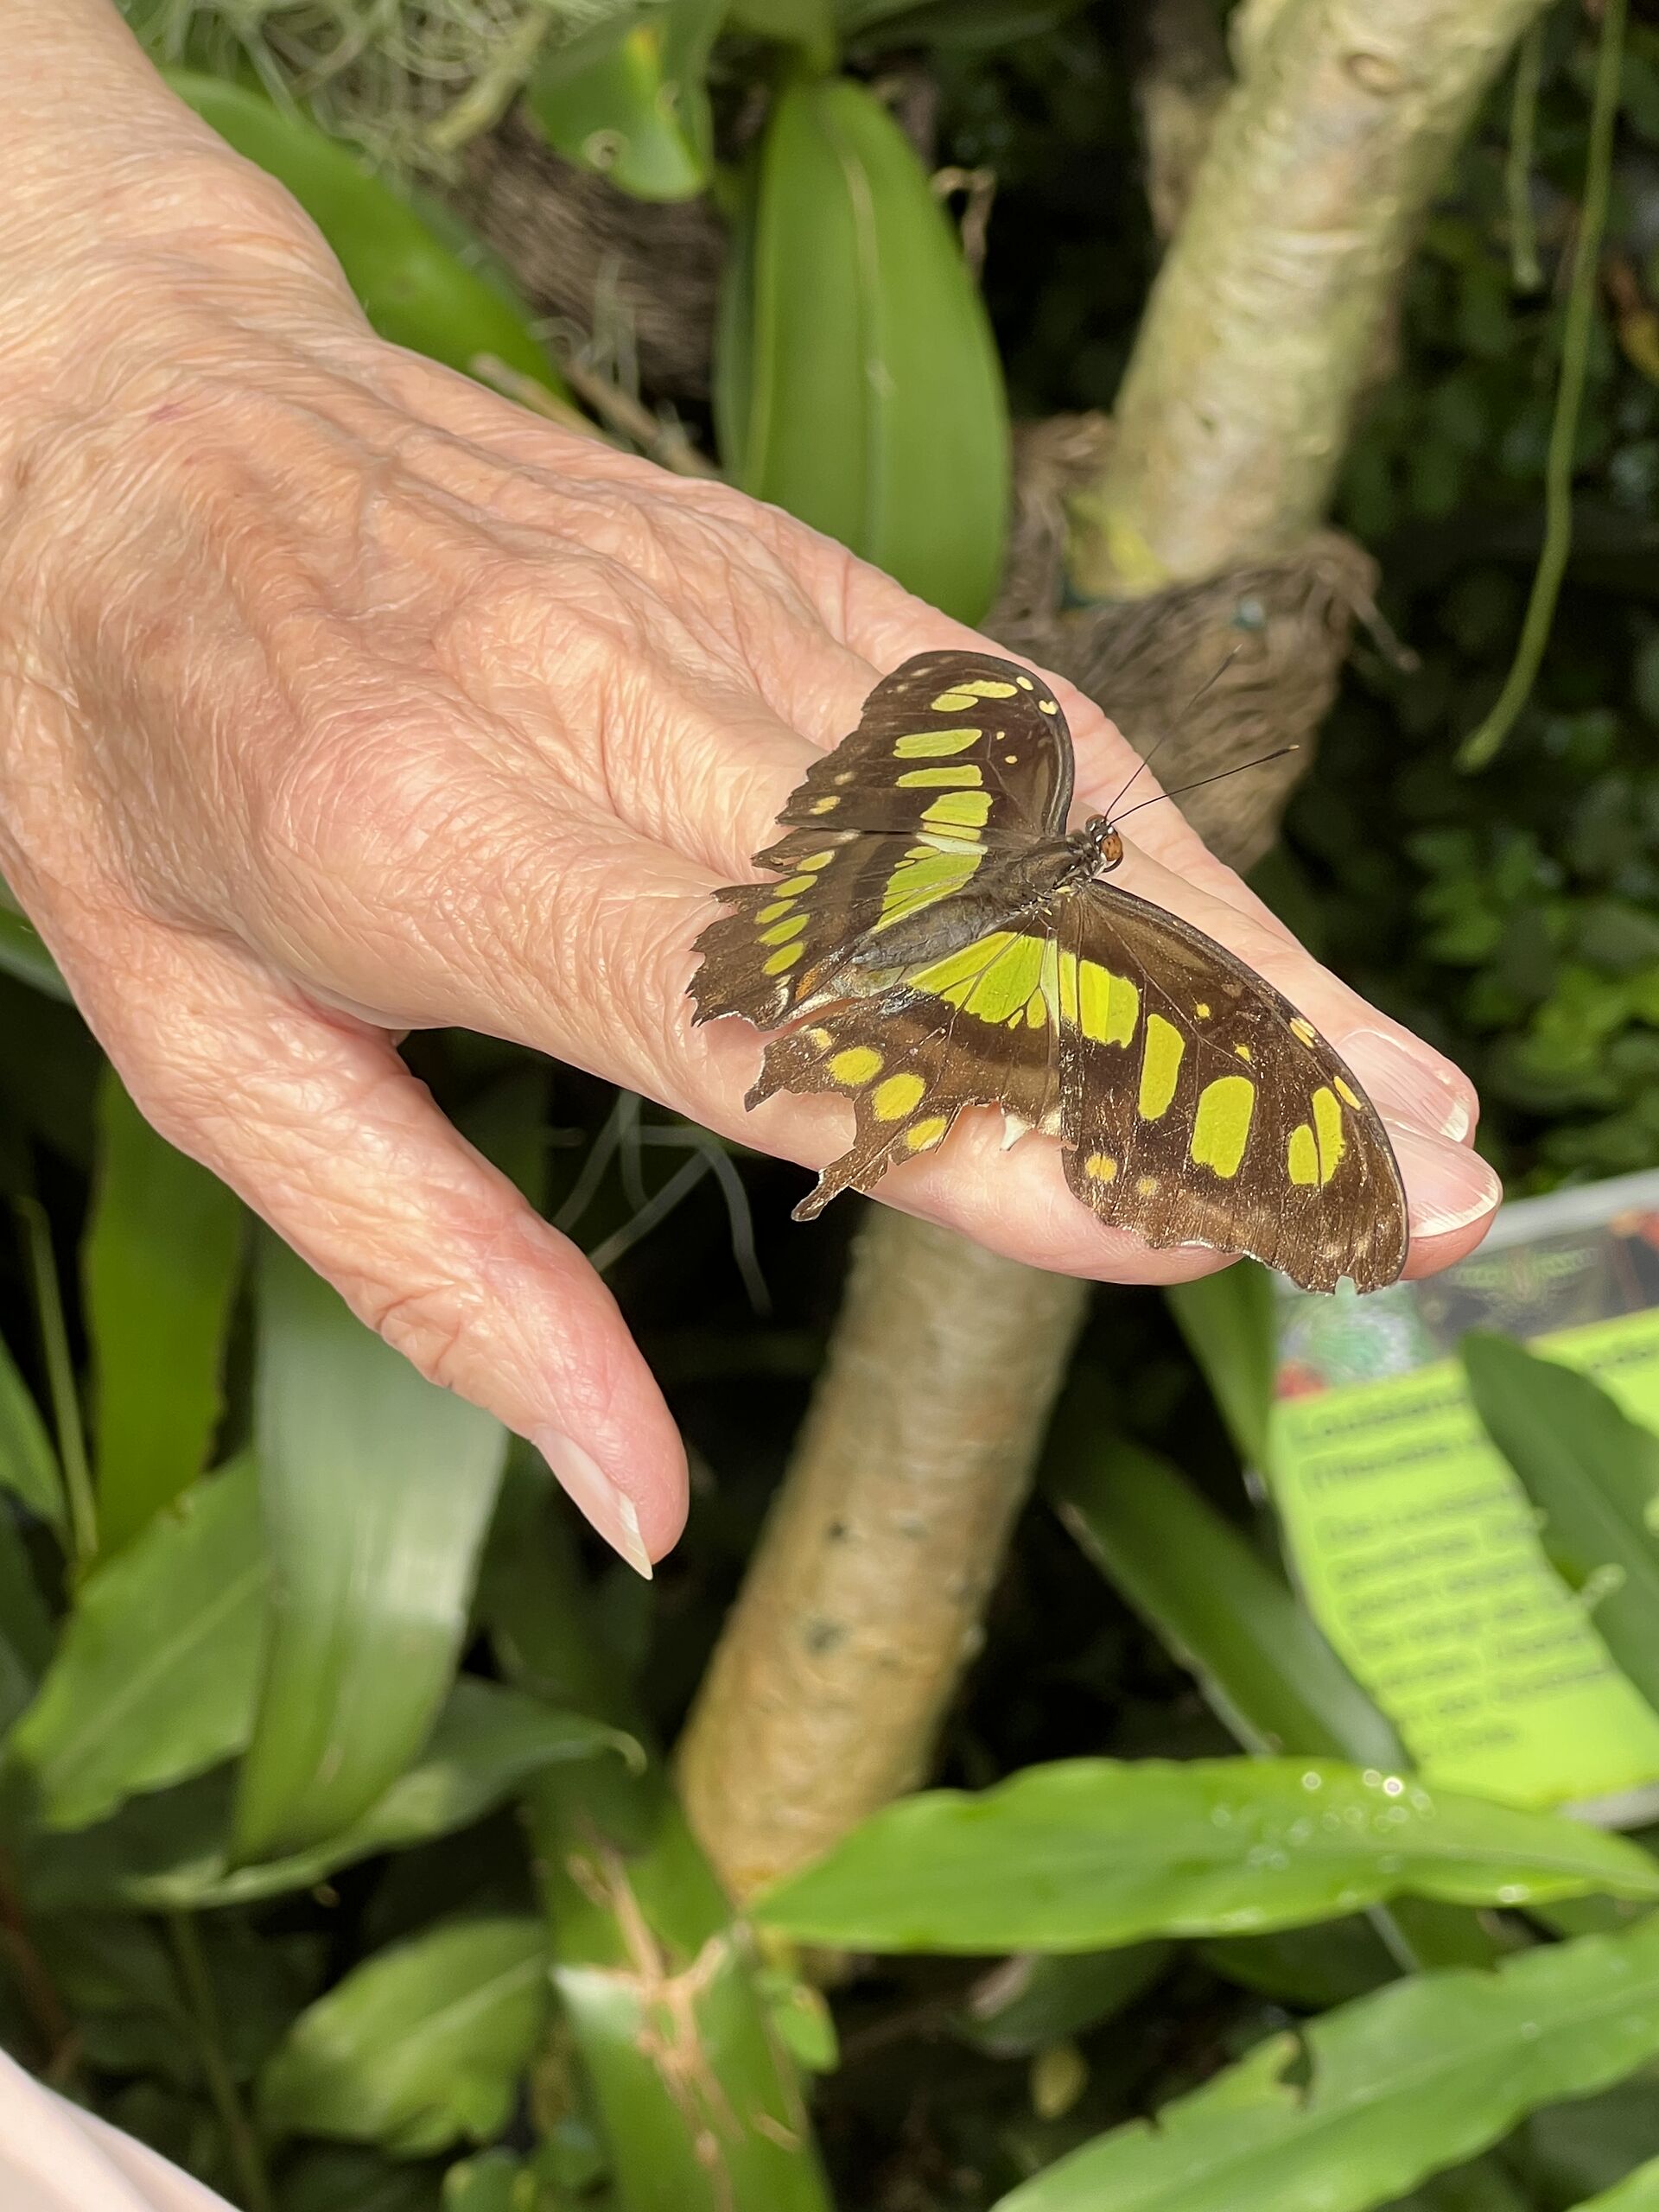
[13,6,1659,2212]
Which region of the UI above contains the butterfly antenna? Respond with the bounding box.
[1102,645,1245,817]
[1111,743,1299,825]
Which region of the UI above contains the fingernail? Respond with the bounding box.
[1390,1124,1503,1238]
[1342,1029,1473,1143]
[537,1430,653,1580]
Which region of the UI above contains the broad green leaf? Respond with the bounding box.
[85,1071,244,1554]
[442,2152,525,2212]
[1202,1918,1397,2010]
[992,1912,1659,2212]
[1464,1332,1659,1714]
[166,74,566,395]
[122,1680,625,1909]
[1165,1262,1277,1469]
[9,1458,264,1830]
[234,1234,510,1861]
[0,1325,63,1534]
[260,1916,550,2155]
[718,77,1009,623]
[1050,1421,1404,1768]
[954,1945,1173,2056]
[754,1758,1659,1953]
[1573,2155,1659,2209]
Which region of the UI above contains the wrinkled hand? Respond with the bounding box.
[0,92,1498,1574]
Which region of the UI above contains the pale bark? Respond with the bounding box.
[678,0,1545,1904]
[1071,0,1554,595]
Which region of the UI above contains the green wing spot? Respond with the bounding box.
[1192,1075,1256,1179]
[1137,1014,1185,1120]
[876,845,982,927]
[896,766,984,789]
[893,728,983,759]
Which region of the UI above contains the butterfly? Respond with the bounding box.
[689,649,1409,1293]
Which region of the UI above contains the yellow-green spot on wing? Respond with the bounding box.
[1312,1086,1346,1183]
[893,728,983,759]
[1137,1014,1185,1120]
[830,1046,882,1085]
[896,766,983,789]
[764,943,804,975]
[924,791,994,831]
[1078,959,1138,1048]
[874,1072,926,1121]
[913,932,1046,1024]
[906,1115,950,1151]
[757,900,794,925]
[1287,1123,1319,1186]
[760,914,809,946]
[877,844,982,928]
[1192,1075,1255,1179]
[930,680,1018,710]
[773,875,817,896]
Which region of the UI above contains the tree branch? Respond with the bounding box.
[677,0,1548,1905]
[1071,0,1555,595]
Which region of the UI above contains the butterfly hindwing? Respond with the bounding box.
[1055,884,1408,1292]
[746,929,1064,1217]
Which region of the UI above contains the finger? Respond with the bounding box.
[59,910,685,1573]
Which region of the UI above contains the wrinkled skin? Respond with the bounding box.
[0,3,1499,1571]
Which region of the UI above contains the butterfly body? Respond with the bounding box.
[690,649,1409,1294]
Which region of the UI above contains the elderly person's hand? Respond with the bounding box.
[1,2,1498,1575]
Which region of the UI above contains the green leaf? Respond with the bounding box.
[122,1679,626,1909]
[1050,1422,1404,1768]
[718,76,1009,623]
[992,1913,1659,2212]
[0,1325,64,1534]
[524,0,725,201]
[165,73,567,395]
[1165,1262,1277,1469]
[1201,1918,1397,2010]
[85,1070,244,1554]
[8,1458,264,1829]
[1571,2153,1659,2209]
[753,1758,1659,1953]
[0,903,69,1002]
[0,1510,53,1737]
[233,1235,510,1861]
[260,1916,550,2156]
[442,2151,527,2212]
[493,1476,833,2212]
[280,2147,445,2212]
[954,1945,1173,2056]
[1463,1332,1659,1715]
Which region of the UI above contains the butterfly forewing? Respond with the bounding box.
[690,648,1074,1031]
[771,649,1074,844]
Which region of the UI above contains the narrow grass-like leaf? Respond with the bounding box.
[0,1511,51,1736]
[21,1681,619,1910]
[993,1910,1659,2212]
[85,1071,243,1554]
[233,1236,509,1862]
[8,1458,264,1829]
[0,905,69,1002]
[0,1326,62,1535]
[1165,1262,1276,1469]
[755,1758,1659,1953]
[1464,1332,1659,1715]
[1050,1421,1403,1768]
[259,1916,550,2155]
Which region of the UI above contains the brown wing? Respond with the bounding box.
[1052,882,1409,1294]
[747,928,1065,1217]
[690,646,1073,1034]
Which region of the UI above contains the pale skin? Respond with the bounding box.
[1,2,1500,1576]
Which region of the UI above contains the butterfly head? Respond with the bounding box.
[1077,815,1124,876]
